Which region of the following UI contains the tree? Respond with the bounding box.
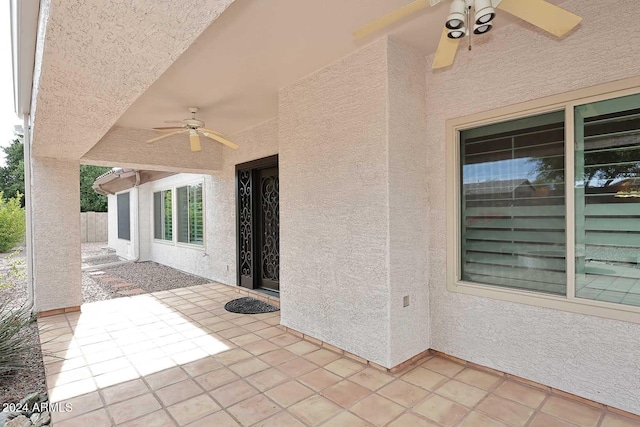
[0,139,25,207]
[80,165,110,212]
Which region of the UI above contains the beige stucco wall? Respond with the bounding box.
[279,38,430,367]
[426,0,640,414]
[31,158,82,312]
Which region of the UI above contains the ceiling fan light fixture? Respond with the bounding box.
[473,22,493,34]
[474,0,495,24]
[447,29,466,39]
[445,0,467,30]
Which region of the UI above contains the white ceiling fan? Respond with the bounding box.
[353,0,582,69]
[147,107,239,152]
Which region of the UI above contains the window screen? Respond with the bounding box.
[117,192,130,240]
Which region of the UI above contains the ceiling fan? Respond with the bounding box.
[146,107,239,152]
[353,0,582,69]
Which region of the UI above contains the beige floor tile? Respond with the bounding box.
[402,367,448,391]
[49,391,103,423]
[436,380,488,407]
[184,410,241,427]
[243,321,271,333]
[55,408,112,427]
[215,348,254,365]
[47,366,93,388]
[289,395,342,426]
[195,367,240,391]
[528,412,579,427]
[413,394,469,426]
[324,358,366,378]
[94,366,140,389]
[422,357,465,377]
[321,380,372,408]
[377,379,429,408]
[387,413,440,427]
[304,349,344,367]
[227,394,281,426]
[455,368,502,391]
[601,414,640,427]
[48,378,97,403]
[108,393,161,425]
[270,334,302,347]
[459,411,510,427]
[156,379,204,406]
[351,394,404,426]
[541,396,602,427]
[286,340,321,356]
[210,379,259,407]
[493,381,547,409]
[182,356,222,377]
[277,357,319,377]
[100,378,149,405]
[245,367,290,392]
[145,366,189,390]
[243,339,279,356]
[219,327,250,339]
[167,394,221,426]
[116,409,175,427]
[253,411,307,426]
[321,411,373,426]
[259,349,298,366]
[477,395,534,427]
[299,368,343,391]
[228,357,270,377]
[349,368,394,391]
[265,380,315,407]
[230,333,262,346]
[255,326,284,339]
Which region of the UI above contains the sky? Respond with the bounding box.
[0,1,21,166]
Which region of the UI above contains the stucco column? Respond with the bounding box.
[30,157,82,313]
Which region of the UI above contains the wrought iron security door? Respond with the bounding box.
[236,156,279,292]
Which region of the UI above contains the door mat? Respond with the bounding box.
[224,297,280,314]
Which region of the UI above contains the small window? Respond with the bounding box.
[460,111,566,296]
[154,190,172,241]
[177,183,204,245]
[117,192,130,240]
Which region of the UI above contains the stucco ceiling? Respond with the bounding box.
[116,0,572,137]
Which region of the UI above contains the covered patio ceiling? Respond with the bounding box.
[27,0,571,162]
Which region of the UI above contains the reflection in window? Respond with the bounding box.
[575,94,640,307]
[460,111,566,295]
[154,190,172,241]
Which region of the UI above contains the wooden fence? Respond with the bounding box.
[80,212,108,243]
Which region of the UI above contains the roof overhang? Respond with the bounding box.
[92,168,175,196]
[10,0,40,118]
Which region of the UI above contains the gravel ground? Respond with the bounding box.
[1,243,212,406]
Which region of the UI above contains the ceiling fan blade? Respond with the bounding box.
[190,132,202,152]
[497,0,582,38]
[153,126,185,131]
[200,128,228,138]
[201,131,239,150]
[353,0,430,39]
[432,27,460,69]
[146,130,185,144]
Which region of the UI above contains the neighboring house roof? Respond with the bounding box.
[92,168,175,195]
[464,179,535,196]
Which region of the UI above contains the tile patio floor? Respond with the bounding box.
[37,283,640,427]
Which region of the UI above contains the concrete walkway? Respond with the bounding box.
[38,283,640,426]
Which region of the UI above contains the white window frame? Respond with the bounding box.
[446,76,640,324]
[175,179,206,250]
[152,187,174,245]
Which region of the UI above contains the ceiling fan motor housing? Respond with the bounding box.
[184,118,205,129]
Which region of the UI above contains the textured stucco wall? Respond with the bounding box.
[82,126,223,174]
[31,158,82,312]
[426,0,640,414]
[127,119,279,282]
[387,39,430,367]
[279,39,394,365]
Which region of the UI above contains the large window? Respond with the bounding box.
[177,183,204,245]
[450,88,640,318]
[153,189,172,241]
[117,192,130,240]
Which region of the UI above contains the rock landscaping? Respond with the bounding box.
[0,392,50,427]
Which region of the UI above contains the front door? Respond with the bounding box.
[237,156,280,292]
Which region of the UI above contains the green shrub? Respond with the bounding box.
[0,303,34,379]
[0,192,25,253]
